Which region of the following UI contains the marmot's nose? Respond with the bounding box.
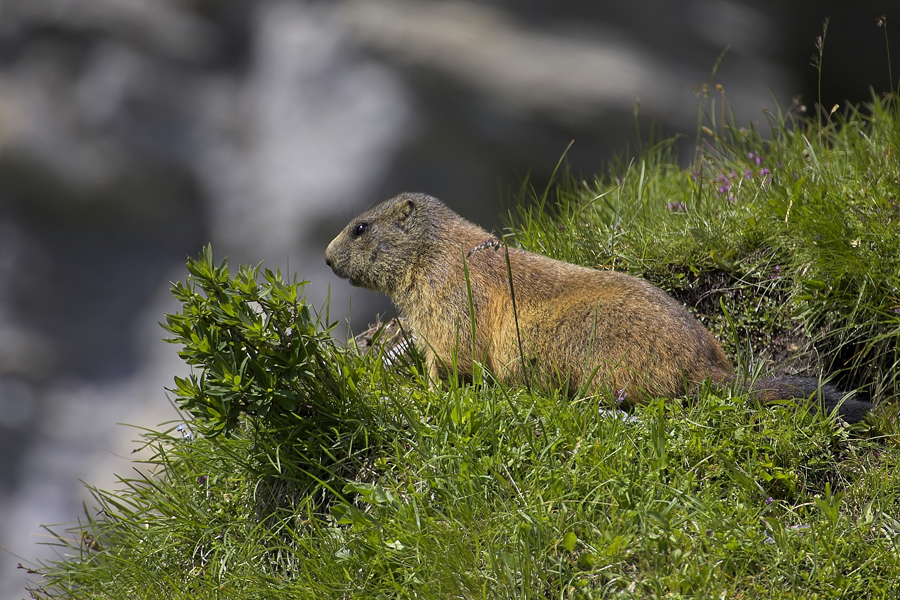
[324,254,333,268]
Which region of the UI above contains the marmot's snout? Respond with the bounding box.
[325,235,359,286]
[323,241,341,276]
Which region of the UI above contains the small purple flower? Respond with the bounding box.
[615,389,628,405]
[198,475,208,485]
[748,151,763,165]
[666,202,687,212]
[715,173,731,195]
[769,265,781,279]
[759,168,771,177]
[691,171,701,181]
[765,497,775,505]
[792,171,799,179]
[745,169,753,180]
[729,171,737,179]
[894,308,899,314]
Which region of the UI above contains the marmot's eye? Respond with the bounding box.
[353,223,368,237]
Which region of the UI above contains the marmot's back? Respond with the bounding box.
[492,249,732,398]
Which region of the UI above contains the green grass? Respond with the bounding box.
[28,95,900,599]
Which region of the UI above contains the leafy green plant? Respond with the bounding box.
[161,245,369,437]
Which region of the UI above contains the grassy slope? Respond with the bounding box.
[509,96,900,399]
[31,99,900,599]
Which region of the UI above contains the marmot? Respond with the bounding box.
[324,192,872,423]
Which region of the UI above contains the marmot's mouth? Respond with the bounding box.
[328,265,349,281]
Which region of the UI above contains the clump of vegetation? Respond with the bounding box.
[27,94,900,600]
[162,245,353,435]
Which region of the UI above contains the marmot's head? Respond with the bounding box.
[325,193,447,294]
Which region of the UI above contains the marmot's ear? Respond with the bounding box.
[397,199,415,223]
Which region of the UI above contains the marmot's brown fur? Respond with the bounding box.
[325,193,872,422]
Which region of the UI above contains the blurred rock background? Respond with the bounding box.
[0,0,896,596]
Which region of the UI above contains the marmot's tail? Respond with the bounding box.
[748,376,873,424]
